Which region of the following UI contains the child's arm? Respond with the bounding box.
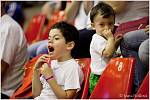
[47,79,77,99]
[102,29,116,58]
[41,63,77,99]
[32,55,49,97]
[32,69,42,97]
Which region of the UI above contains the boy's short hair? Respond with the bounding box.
[50,21,79,57]
[90,2,115,23]
[51,21,79,44]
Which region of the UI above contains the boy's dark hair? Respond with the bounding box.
[51,21,79,58]
[90,2,115,23]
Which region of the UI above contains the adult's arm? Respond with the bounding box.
[63,1,81,23]
[83,1,94,15]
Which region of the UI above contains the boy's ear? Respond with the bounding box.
[91,23,95,30]
[66,41,75,50]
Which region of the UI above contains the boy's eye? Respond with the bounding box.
[99,24,104,26]
[109,23,113,26]
[54,37,59,40]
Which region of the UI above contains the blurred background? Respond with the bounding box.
[5,1,46,30]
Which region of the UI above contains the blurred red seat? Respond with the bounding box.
[75,58,91,99]
[76,58,91,80]
[25,14,46,44]
[134,72,149,99]
[79,58,91,99]
[81,67,91,99]
[10,55,42,99]
[11,57,91,99]
[89,57,135,99]
[40,11,66,40]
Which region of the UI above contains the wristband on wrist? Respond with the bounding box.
[44,75,54,81]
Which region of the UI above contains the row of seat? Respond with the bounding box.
[10,55,149,99]
[79,58,149,99]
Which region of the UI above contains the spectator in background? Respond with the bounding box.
[139,38,149,68]
[120,28,149,95]
[5,2,25,28]
[93,1,149,25]
[64,1,96,58]
[1,1,29,99]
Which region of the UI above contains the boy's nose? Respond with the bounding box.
[104,26,110,30]
[48,38,53,43]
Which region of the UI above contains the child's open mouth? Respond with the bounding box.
[49,47,54,52]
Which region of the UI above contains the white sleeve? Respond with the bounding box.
[2,24,21,65]
[64,65,81,92]
[92,37,107,55]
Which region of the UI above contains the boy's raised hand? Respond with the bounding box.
[102,29,114,39]
[40,63,53,78]
[114,34,123,49]
[34,54,51,70]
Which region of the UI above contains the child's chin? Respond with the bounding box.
[49,55,56,60]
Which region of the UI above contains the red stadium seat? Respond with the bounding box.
[25,14,46,44]
[89,57,135,99]
[76,58,91,81]
[75,58,91,98]
[134,72,149,99]
[81,67,91,99]
[11,57,91,99]
[10,55,42,99]
[79,58,91,99]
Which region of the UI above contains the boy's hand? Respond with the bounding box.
[40,63,53,78]
[102,29,114,39]
[34,54,50,70]
[114,34,123,49]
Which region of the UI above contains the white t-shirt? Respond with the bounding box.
[0,14,29,96]
[35,59,84,99]
[90,34,110,75]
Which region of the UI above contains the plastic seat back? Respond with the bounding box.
[134,72,149,99]
[79,58,91,99]
[90,57,135,99]
[25,14,46,44]
[75,58,91,99]
[11,57,91,99]
[76,58,91,80]
[10,55,42,99]
[81,67,91,99]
